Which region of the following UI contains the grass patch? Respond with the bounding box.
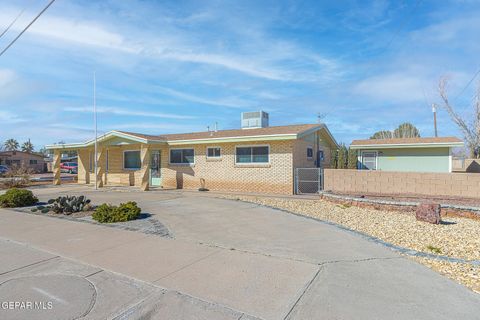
[426,245,442,254]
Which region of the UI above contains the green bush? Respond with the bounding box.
[0,188,38,208]
[92,201,141,223]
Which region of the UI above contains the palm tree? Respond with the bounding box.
[21,140,34,153]
[4,139,19,151]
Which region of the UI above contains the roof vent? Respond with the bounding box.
[241,111,269,129]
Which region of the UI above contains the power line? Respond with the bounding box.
[0,7,26,39]
[0,0,56,57]
[454,68,480,101]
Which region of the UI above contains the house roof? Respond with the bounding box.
[350,137,464,149]
[118,123,321,141]
[46,123,338,149]
[0,150,45,158]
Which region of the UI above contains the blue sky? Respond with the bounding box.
[0,0,479,149]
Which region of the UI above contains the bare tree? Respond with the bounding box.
[438,78,480,158]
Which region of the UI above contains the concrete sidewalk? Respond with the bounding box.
[1,186,480,319]
[0,209,317,320]
[0,239,259,320]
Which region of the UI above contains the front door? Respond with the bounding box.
[150,150,161,186]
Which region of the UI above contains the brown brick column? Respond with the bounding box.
[53,150,61,185]
[140,144,150,191]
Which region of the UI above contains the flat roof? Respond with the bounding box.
[350,137,464,149]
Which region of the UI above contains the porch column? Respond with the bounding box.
[140,144,150,191]
[96,147,106,188]
[77,149,90,184]
[53,150,61,185]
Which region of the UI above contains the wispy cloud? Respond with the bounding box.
[64,106,195,119]
[156,86,252,108]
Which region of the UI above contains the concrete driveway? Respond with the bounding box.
[1,185,479,319]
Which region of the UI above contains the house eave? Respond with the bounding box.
[350,142,464,149]
[166,134,298,145]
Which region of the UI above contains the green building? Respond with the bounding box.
[350,137,464,173]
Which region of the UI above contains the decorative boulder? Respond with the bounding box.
[415,203,441,224]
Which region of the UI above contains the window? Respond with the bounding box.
[29,159,38,165]
[89,152,94,173]
[307,147,313,159]
[170,149,194,165]
[106,150,109,172]
[207,147,221,158]
[124,150,141,170]
[235,146,269,164]
[361,151,377,170]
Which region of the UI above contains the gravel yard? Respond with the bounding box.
[221,195,480,293]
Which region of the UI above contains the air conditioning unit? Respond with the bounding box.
[241,111,269,129]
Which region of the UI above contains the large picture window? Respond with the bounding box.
[123,150,141,170]
[170,148,194,164]
[235,146,269,164]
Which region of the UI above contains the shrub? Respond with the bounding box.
[1,167,34,188]
[92,201,141,223]
[0,188,38,208]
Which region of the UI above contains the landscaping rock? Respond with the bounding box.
[415,203,441,224]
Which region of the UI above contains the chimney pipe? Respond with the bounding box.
[214,122,218,132]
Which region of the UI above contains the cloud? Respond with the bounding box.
[353,73,427,103]
[156,86,252,108]
[0,110,28,124]
[0,69,17,87]
[0,10,140,53]
[63,106,195,119]
[0,6,341,83]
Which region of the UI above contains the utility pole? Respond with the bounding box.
[94,72,98,190]
[432,103,438,137]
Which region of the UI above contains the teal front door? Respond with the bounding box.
[150,150,161,186]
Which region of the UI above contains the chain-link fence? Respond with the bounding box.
[295,168,323,194]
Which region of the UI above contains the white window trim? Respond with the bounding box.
[206,146,222,159]
[123,150,141,170]
[234,144,270,165]
[307,146,314,160]
[361,150,378,170]
[169,147,195,166]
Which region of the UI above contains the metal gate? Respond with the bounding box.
[295,168,323,194]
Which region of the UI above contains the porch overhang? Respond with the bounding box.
[45,130,166,150]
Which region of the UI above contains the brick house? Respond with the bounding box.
[46,112,338,194]
[0,151,46,173]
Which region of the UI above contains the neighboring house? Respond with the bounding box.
[350,137,464,173]
[0,151,46,173]
[46,112,338,194]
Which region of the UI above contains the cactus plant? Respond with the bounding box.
[47,195,91,215]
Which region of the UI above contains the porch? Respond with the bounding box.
[48,131,166,191]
